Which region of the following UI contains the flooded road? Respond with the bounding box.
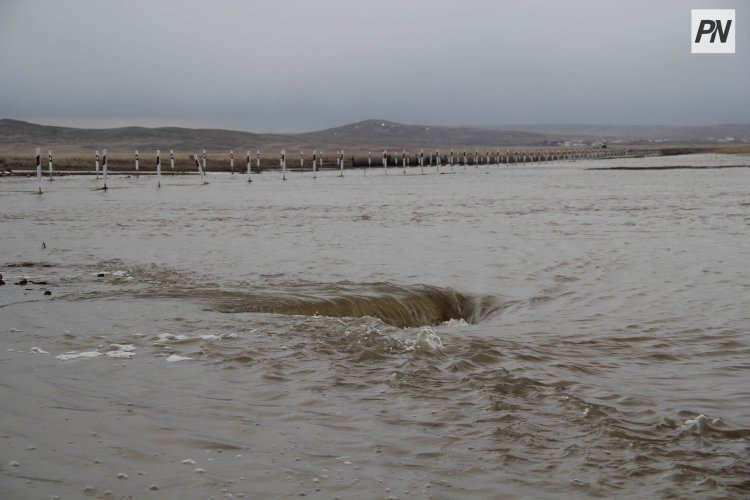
[2,154,749,498]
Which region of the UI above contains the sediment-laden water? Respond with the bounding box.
[1,154,749,499]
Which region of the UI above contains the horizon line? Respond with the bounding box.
[3,117,749,136]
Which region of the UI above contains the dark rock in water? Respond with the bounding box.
[97,272,106,278]
[15,278,28,285]
[44,290,52,296]
[29,280,47,285]
[0,274,5,285]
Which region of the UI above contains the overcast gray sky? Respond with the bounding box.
[1,0,747,132]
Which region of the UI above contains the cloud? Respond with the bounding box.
[1,0,747,131]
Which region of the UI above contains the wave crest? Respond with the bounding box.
[214,282,505,328]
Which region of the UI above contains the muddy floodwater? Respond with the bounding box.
[1,154,749,499]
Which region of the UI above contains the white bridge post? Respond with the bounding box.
[156,150,161,187]
[35,147,42,194]
[102,148,108,190]
[199,153,207,184]
[246,150,252,181]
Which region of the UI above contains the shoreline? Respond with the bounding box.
[0,147,659,175]
[2,147,749,177]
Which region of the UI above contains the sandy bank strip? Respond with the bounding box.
[587,164,750,171]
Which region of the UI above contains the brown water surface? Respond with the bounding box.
[1,154,749,498]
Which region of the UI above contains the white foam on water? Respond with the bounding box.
[680,414,720,434]
[29,346,50,355]
[166,354,192,362]
[407,327,444,353]
[95,270,131,279]
[157,333,189,342]
[197,332,238,340]
[105,349,134,359]
[56,351,103,361]
[440,318,469,328]
[110,344,136,352]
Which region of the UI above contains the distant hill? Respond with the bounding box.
[1,118,749,154]
[488,123,750,144]
[0,119,286,154]
[295,119,552,149]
